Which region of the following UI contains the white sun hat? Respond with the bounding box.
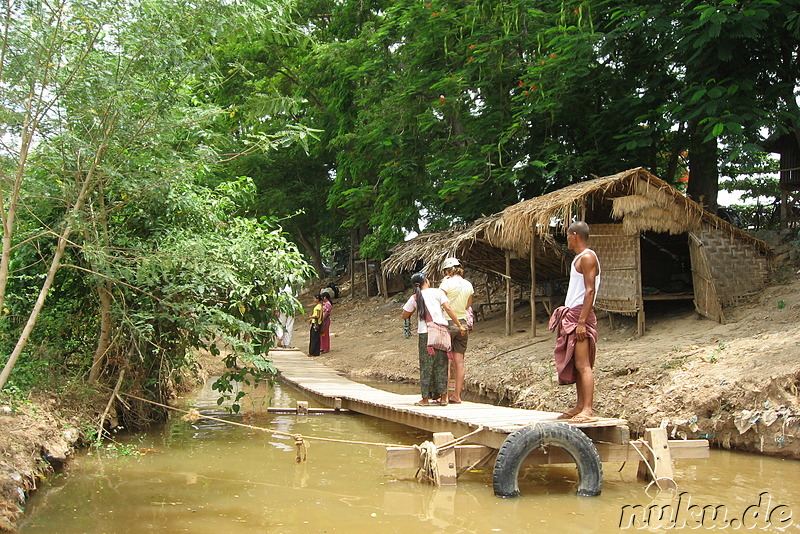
[441,257,461,270]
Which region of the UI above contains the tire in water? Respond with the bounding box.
[493,422,602,497]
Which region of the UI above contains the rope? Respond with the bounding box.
[409,426,486,484]
[435,426,485,451]
[629,439,678,494]
[117,391,488,478]
[118,391,411,449]
[414,441,440,485]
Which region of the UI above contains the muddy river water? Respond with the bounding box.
[19,378,800,533]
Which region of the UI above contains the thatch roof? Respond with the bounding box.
[382,217,494,276]
[383,214,567,280]
[476,167,772,256]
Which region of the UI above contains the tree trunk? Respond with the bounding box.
[89,282,113,383]
[687,121,719,212]
[0,121,36,313]
[0,224,74,389]
[295,228,326,278]
[0,113,114,390]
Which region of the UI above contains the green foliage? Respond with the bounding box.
[243,0,800,257]
[0,384,29,413]
[3,0,799,409]
[0,0,314,410]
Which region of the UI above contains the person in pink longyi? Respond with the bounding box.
[320,292,333,353]
[548,221,601,423]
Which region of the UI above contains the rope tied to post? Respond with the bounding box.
[628,438,678,494]
[413,440,440,485]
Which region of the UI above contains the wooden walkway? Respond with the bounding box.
[270,349,629,450]
[270,349,709,487]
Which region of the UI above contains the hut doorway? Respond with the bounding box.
[639,230,700,319]
[640,231,694,298]
[591,225,701,336]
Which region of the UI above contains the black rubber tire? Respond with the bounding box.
[493,422,603,498]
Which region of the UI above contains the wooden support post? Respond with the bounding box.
[386,439,708,469]
[781,187,788,230]
[379,261,389,300]
[350,230,356,298]
[364,258,370,297]
[636,306,644,337]
[637,427,674,482]
[505,250,513,336]
[334,397,342,411]
[432,432,458,486]
[530,233,537,337]
[296,401,309,415]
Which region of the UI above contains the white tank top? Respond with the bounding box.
[564,249,601,308]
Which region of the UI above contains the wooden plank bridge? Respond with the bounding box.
[270,348,709,489]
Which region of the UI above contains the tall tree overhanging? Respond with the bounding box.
[210,0,800,269]
[0,0,314,392]
[595,0,800,211]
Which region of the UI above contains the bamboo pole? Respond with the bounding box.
[364,258,369,297]
[530,233,537,337]
[505,250,512,336]
[97,369,125,440]
[349,230,355,298]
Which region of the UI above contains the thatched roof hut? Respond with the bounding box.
[383,214,567,282]
[475,167,769,254]
[384,168,773,336]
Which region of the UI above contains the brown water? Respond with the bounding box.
[19,379,800,533]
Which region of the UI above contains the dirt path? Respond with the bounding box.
[306,271,800,459]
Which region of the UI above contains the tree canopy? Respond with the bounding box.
[210,0,799,265]
[0,0,312,409]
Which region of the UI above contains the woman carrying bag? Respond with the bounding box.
[401,273,466,406]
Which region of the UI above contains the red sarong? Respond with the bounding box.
[548,305,597,385]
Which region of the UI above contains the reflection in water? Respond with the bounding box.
[19,379,800,533]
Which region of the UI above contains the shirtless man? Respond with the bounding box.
[548,221,601,423]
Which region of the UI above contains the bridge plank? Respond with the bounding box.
[270,349,634,451]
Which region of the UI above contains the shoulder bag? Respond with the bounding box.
[425,306,451,352]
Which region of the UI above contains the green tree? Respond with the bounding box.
[0,0,313,396]
[597,0,800,210]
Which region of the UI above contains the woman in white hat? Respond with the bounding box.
[439,258,474,404]
[401,272,466,406]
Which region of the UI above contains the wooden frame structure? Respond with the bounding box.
[761,130,800,229]
[383,168,774,336]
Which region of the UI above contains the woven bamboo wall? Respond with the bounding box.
[688,233,724,322]
[590,224,641,316]
[696,226,771,306]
